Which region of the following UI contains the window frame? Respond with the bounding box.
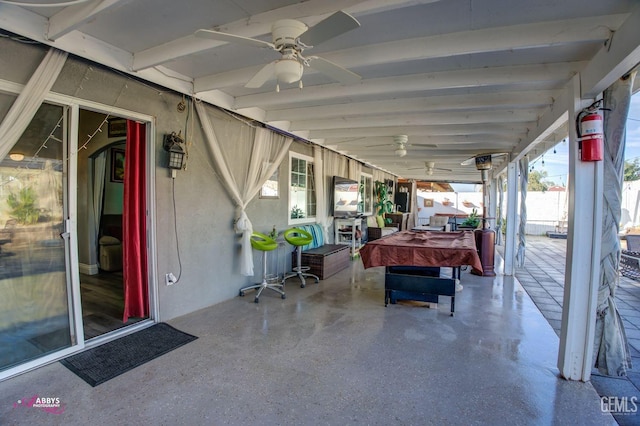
[360,172,373,215]
[288,152,316,225]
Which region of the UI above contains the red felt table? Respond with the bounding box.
[360,230,483,274]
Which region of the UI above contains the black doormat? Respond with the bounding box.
[60,323,197,386]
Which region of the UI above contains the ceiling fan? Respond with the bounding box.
[195,11,361,91]
[367,135,437,157]
[409,161,453,176]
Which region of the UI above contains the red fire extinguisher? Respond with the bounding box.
[577,100,603,161]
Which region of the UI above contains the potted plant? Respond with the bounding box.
[290,205,305,219]
[374,180,394,224]
[460,208,480,229]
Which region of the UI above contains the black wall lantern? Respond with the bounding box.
[163,131,185,178]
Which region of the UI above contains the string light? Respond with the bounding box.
[78,116,109,151]
[3,79,129,179]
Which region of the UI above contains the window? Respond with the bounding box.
[360,173,373,215]
[289,153,316,224]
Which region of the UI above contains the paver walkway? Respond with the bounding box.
[502,237,640,425]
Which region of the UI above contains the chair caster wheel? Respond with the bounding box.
[281,294,286,299]
[300,283,305,288]
[254,297,259,303]
[239,291,245,297]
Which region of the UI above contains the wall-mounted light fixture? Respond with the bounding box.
[9,152,25,161]
[163,131,186,178]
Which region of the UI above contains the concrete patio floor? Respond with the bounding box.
[502,236,640,426]
[0,251,618,425]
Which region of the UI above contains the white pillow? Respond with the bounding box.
[99,235,121,245]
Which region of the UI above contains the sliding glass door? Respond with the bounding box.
[0,101,78,372]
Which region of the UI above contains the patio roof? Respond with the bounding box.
[1,0,638,181]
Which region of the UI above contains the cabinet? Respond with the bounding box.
[394,192,410,213]
[334,218,362,258]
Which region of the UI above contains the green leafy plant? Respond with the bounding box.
[268,225,278,239]
[7,186,40,225]
[374,180,394,223]
[461,208,480,229]
[290,205,305,219]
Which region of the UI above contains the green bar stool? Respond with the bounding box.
[283,228,319,288]
[239,232,285,303]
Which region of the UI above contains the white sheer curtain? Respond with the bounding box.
[372,170,395,186]
[314,146,329,242]
[323,150,349,242]
[92,152,107,263]
[195,102,292,276]
[372,169,386,184]
[516,156,528,267]
[348,158,361,181]
[594,71,636,376]
[0,48,67,160]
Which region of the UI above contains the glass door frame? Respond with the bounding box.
[0,84,159,381]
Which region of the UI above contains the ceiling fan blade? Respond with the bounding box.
[245,62,277,88]
[366,142,406,148]
[460,156,476,166]
[334,137,365,144]
[307,56,361,84]
[410,143,438,148]
[195,29,275,50]
[298,11,360,47]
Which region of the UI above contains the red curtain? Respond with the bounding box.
[122,120,148,322]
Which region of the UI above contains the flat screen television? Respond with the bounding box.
[332,176,360,218]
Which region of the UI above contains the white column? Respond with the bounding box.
[557,74,603,381]
[504,161,518,275]
[488,176,497,231]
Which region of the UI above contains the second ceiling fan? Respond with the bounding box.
[409,161,452,176]
[367,135,437,157]
[195,11,361,91]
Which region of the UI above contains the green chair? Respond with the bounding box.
[283,228,319,288]
[239,232,285,303]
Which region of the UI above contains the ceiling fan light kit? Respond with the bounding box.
[275,59,304,84]
[395,147,407,157]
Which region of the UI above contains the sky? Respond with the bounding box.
[530,91,640,187]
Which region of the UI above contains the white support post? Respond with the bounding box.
[557,75,603,381]
[504,161,518,275]
[488,176,497,231]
